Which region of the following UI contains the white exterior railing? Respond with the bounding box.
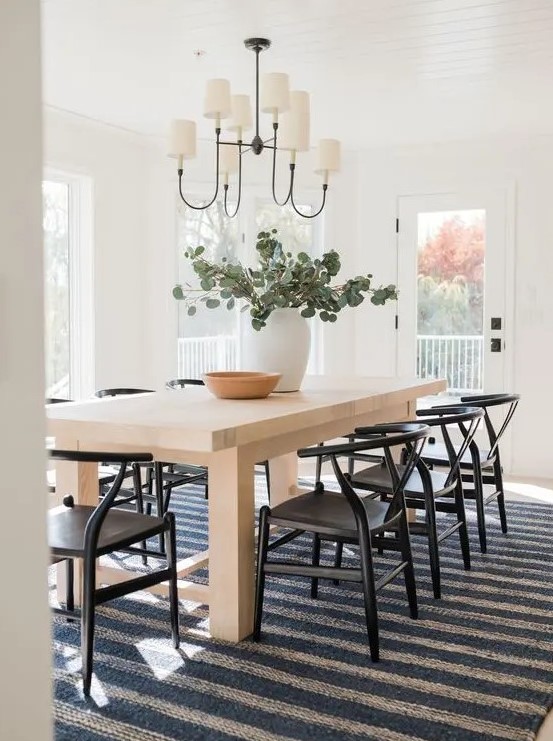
[417,334,484,393]
[177,335,238,379]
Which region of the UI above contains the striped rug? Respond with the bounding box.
[52,481,553,741]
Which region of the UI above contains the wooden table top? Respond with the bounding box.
[46,376,446,453]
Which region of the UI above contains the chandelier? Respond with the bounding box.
[168,38,340,220]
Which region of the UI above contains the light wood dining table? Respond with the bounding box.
[46,375,445,643]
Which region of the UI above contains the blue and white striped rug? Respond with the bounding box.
[52,483,553,741]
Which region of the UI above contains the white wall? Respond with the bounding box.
[0,1,53,738]
[44,109,154,391]
[352,136,553,478]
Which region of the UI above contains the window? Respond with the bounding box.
[176,194,324,378]
[176,200,241,379]
[43,172,93,399]
[43,180,71,398]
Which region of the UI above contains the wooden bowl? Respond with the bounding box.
[202,371,282,399]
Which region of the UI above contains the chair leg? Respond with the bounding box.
[81,555,96,696]
[473,457,487,553]
[358,528,379,661]
[253,506,270,641]
[133,464,148,566]
[333,541,343,585]
[425,498,441,599]
[310,533,321,598]
[164,513,180,649]
[398,513,418,619]
[455,481,471,570]
[264,460,271,503]
[494,458,508,534]
[66,559,74,614]
[154,462,166,554]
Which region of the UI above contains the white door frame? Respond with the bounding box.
[395,182,516,470]
[395,183,516,395]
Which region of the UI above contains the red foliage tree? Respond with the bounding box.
[418,216,484,286]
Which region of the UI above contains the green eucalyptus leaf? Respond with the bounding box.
[187,305,197,316]
[177,230,396,323]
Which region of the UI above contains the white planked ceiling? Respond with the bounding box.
[41,0,553,147]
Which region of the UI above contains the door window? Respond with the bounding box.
[417,209,485,393]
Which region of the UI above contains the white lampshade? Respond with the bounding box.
[228,94,252,133]
[278,91,310,152]
[261,73,290,114]
[315,139,341,175]
[168,119,197,159]
[218,143,239,175]
[204,79,231,120]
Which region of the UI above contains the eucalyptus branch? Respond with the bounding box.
[173,229,398,330]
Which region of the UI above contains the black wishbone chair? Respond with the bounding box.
[254,423,430,661]
[422,393,520,553]
[48,450,179,696]
[348,406,484,598]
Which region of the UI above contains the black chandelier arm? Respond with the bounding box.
[223,143,243,218]
[271,126,293,207]
[289,171,329,220]
[178,129,221,210]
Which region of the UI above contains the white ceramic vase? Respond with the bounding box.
[241,308,311,392]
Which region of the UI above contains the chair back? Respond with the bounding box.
[49,450,153,551]
[459,393,520,461]
[299,423,430,530]
[417,406,484,487]
[95,388,154,398]
[166,378,205,389]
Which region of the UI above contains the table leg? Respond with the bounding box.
[267,452,301,506]
[208,447,255,641]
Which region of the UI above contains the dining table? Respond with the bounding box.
[46,374,445,643]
